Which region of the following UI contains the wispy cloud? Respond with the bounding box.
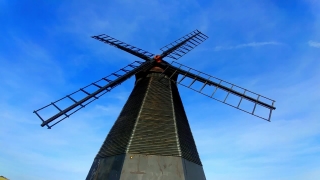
[214,41,282,51]
[308,41,320,48]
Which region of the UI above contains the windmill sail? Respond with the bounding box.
[160,61,276,121]
[92,34,155,61]
[34,60,153,128]
[160,29,208,60]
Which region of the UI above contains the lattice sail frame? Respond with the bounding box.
[160,61,276,121]
[34,61,153,128]
[92,34,155,61]
[160,29,208,60]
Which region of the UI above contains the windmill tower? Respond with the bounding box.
[34,30,276,180]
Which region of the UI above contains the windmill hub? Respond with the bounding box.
[154,55,162,63]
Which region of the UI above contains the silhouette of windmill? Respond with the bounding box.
[34,30,276,180]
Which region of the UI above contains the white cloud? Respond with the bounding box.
[308,41,320,48]
[214,41,282,51]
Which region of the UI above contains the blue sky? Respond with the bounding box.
[1,0,320,179]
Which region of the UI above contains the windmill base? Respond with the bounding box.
[86,153,206,180]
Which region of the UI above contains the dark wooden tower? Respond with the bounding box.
[34,30,276,180]
[86,67,205,179]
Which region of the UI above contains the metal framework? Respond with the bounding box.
[160,61,276,121]
[34,61,153,128]
[160,29,208,60]
[92,35,155,61]
[34,29,276,128]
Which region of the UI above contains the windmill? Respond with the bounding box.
[34,30,276,180]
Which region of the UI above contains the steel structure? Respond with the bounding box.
[34,29,276,179]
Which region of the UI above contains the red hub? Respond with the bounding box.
[154,55,162,63]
